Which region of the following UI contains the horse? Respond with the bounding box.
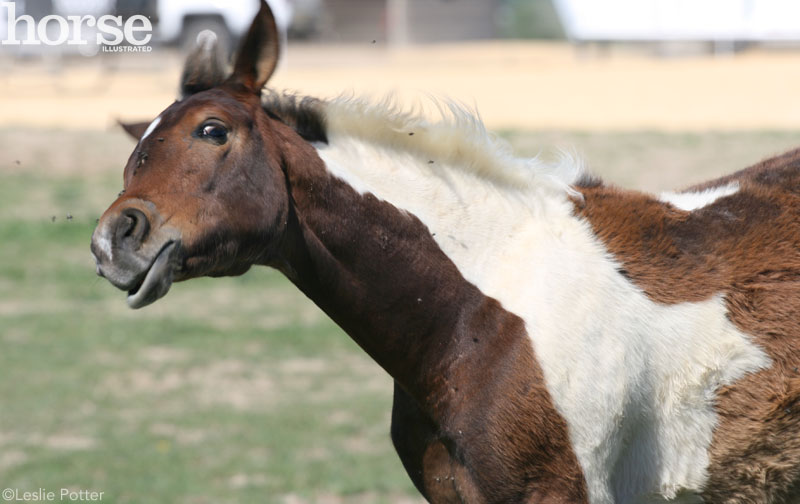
[91,3,800,503]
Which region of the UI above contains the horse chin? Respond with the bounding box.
[126,241,179,309]
[209,262,252,278]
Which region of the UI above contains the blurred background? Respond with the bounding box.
[2,1,800,503]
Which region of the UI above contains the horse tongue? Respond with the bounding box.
[126,242,177,309]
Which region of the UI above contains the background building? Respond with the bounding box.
[318,0,503,44]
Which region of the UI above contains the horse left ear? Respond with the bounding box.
[180,30,227,98]
[225,0,279,95]
[118,120,152,141]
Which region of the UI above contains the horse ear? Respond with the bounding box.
[225,0,279,95]
[180,30,227,98]
[118,120,152,141]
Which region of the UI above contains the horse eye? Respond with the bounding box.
[198,122,228,144]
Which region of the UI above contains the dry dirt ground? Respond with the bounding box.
[3,42,800,131]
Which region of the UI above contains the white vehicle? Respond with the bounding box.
[554,0,800,42]
[158,0,292,54]
[118,0,293,54]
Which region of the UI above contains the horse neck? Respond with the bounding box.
[308,131,584,302]
[273,126,578,412]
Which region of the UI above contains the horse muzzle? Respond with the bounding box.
[91,200,182,309]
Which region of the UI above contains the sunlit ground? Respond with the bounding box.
[3,43,800,131]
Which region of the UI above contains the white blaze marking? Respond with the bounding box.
[140,116,161,142]
[659,182,740,211]
[315,132,769,503]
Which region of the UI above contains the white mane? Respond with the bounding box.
[321,95,583,197]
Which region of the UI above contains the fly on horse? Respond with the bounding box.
[91,3,800,502]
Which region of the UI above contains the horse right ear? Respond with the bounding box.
[180,30,227,98]
[225,0,279,95]
[118,120,152,141]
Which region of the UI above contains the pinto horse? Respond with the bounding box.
[91,3,800,503]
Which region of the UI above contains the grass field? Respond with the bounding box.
[2,127,800,503]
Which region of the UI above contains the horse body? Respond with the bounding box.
[303,96,789,503]
[90,3,800,502]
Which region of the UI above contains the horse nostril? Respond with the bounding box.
[117,208,150,248]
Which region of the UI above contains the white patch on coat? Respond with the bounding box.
[313,100,771,504]
[140,116,161,142]
[659,182,739,211]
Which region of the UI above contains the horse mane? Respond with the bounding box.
[262,91,328,143]
[263,90,585,196]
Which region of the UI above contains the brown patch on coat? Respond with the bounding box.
[271,118,588,502]
[574,151,800,503]
[683,147,800,192]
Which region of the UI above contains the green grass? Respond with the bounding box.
[0,209,415,503]
[2,128,800,503]
[0,137,418,503]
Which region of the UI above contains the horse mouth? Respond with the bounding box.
[127,241,179,309]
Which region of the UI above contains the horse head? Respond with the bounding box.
[92,2,290,308]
